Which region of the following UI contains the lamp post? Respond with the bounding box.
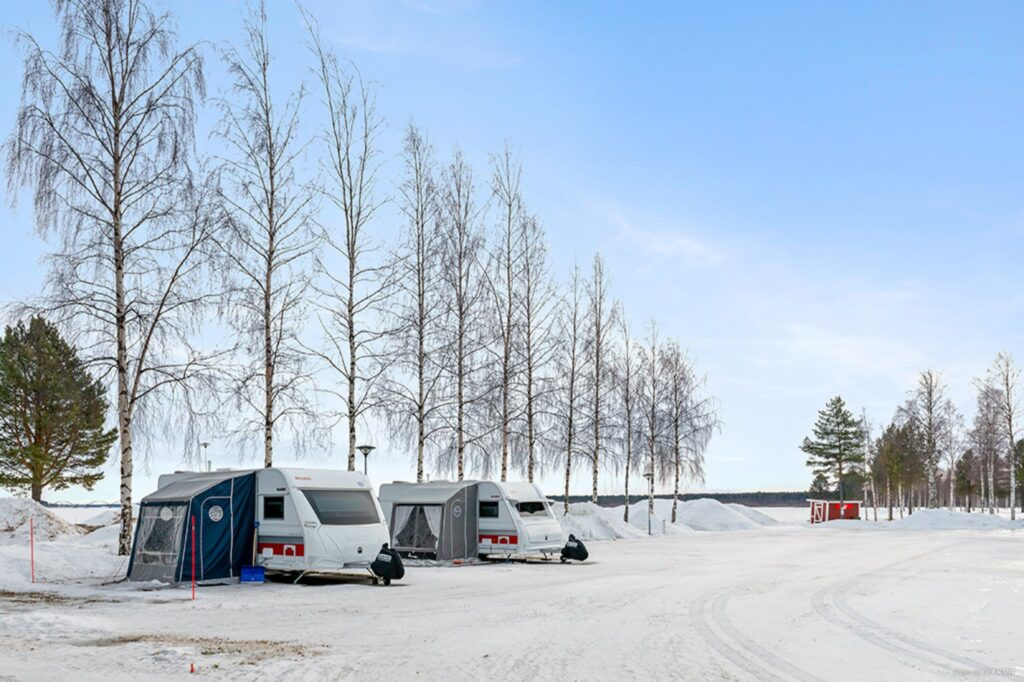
[643,471,655,536]
[199,441,210,472]
[357,444,375,476]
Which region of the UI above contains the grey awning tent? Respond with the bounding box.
[385,481,479,561]
[127,470,256,584]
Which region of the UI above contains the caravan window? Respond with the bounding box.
[301,490,380,525]
[479,501,499,518]
[515,501,549,517]
[263,496,284,520]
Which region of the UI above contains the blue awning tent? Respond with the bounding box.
[127,471,257,584]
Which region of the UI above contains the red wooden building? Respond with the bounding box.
[808,499,861,523]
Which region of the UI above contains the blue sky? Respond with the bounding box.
[2,1,1024,502]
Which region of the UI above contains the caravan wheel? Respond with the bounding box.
[383,578,392,586]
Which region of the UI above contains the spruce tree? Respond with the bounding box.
[801,396,865,501]
[0,317,115,501]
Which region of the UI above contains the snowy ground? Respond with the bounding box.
[0,501,1021,681]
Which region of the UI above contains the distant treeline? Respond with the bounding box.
[551,491,809,508]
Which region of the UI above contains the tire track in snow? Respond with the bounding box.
[812,578,989,676]
[690,585,823,682]
[809,542,992,678]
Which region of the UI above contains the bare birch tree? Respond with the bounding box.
[383,123,446,482]
[555,264,586,514]
[216,1,317,467]
[662,340,716,523]
[971,381,1004,515]
[6,0,211,555]
[901,370,950,508]
[988,352,1020,520]
[938,402,964,511]
[584,253,617,502]
[616,311,639,522]
[517,214,558,483]
[485,146,524,482]
[304,16,390,470]
[637,320,667,526]
[437,150,489,480]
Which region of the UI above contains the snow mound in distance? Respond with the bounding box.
[673,498,764,531]
[0,498,84,545]
[726,504,780,526]
[621,499,692,535]
[81,508,121,528]
[890,509,1020,530]
[559,502,647,541]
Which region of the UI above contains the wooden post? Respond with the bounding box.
[29,517,35,583]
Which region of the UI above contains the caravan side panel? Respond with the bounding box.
[256,469,307,569]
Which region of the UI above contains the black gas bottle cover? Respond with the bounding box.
[371,543,405,583]
[561,534,589,562]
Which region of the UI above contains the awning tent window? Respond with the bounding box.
[393,504,441,553]
[130,503,188,582]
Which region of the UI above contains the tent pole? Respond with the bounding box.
[191,515,196,600]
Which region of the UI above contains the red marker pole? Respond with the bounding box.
[29,517,35,583]
[190,515,196,600]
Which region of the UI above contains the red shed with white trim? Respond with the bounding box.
[808,499,861,523]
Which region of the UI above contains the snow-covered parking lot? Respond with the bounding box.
[0,502,1021,681]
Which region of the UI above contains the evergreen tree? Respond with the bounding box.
[808,473,831,497]
[0,317,115,501]
[801,396,865,501]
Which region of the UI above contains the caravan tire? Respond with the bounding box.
[383,578,391,586]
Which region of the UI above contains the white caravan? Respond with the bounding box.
[478,481,565,558]
[378,480,565,560]
[157,467,391,577]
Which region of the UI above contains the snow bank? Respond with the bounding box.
[619,499,691,535]
[727,504,781,526]
[890,509,1022,530]
[0,498,84,545]
[560,498,779,540]
[80,507,121,528]
[672,498,765,531]
[559,502,647,541]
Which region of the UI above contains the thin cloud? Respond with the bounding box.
[586,199,724,267]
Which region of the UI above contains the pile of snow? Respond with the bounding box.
[80,507,121,528]
[561,498,779,540]
[672,498,765,531]
[559,502,648,541]
[890,509,1021,530]
[727,504,781,526]
[621,499,691,535]
[0,498,84,544]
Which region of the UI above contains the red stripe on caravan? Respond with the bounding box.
[478,534,518,545]
[257,542,305,557]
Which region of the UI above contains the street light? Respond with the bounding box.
[357,444,376,476]
[643,471,655,536]
[199,441,210,472]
